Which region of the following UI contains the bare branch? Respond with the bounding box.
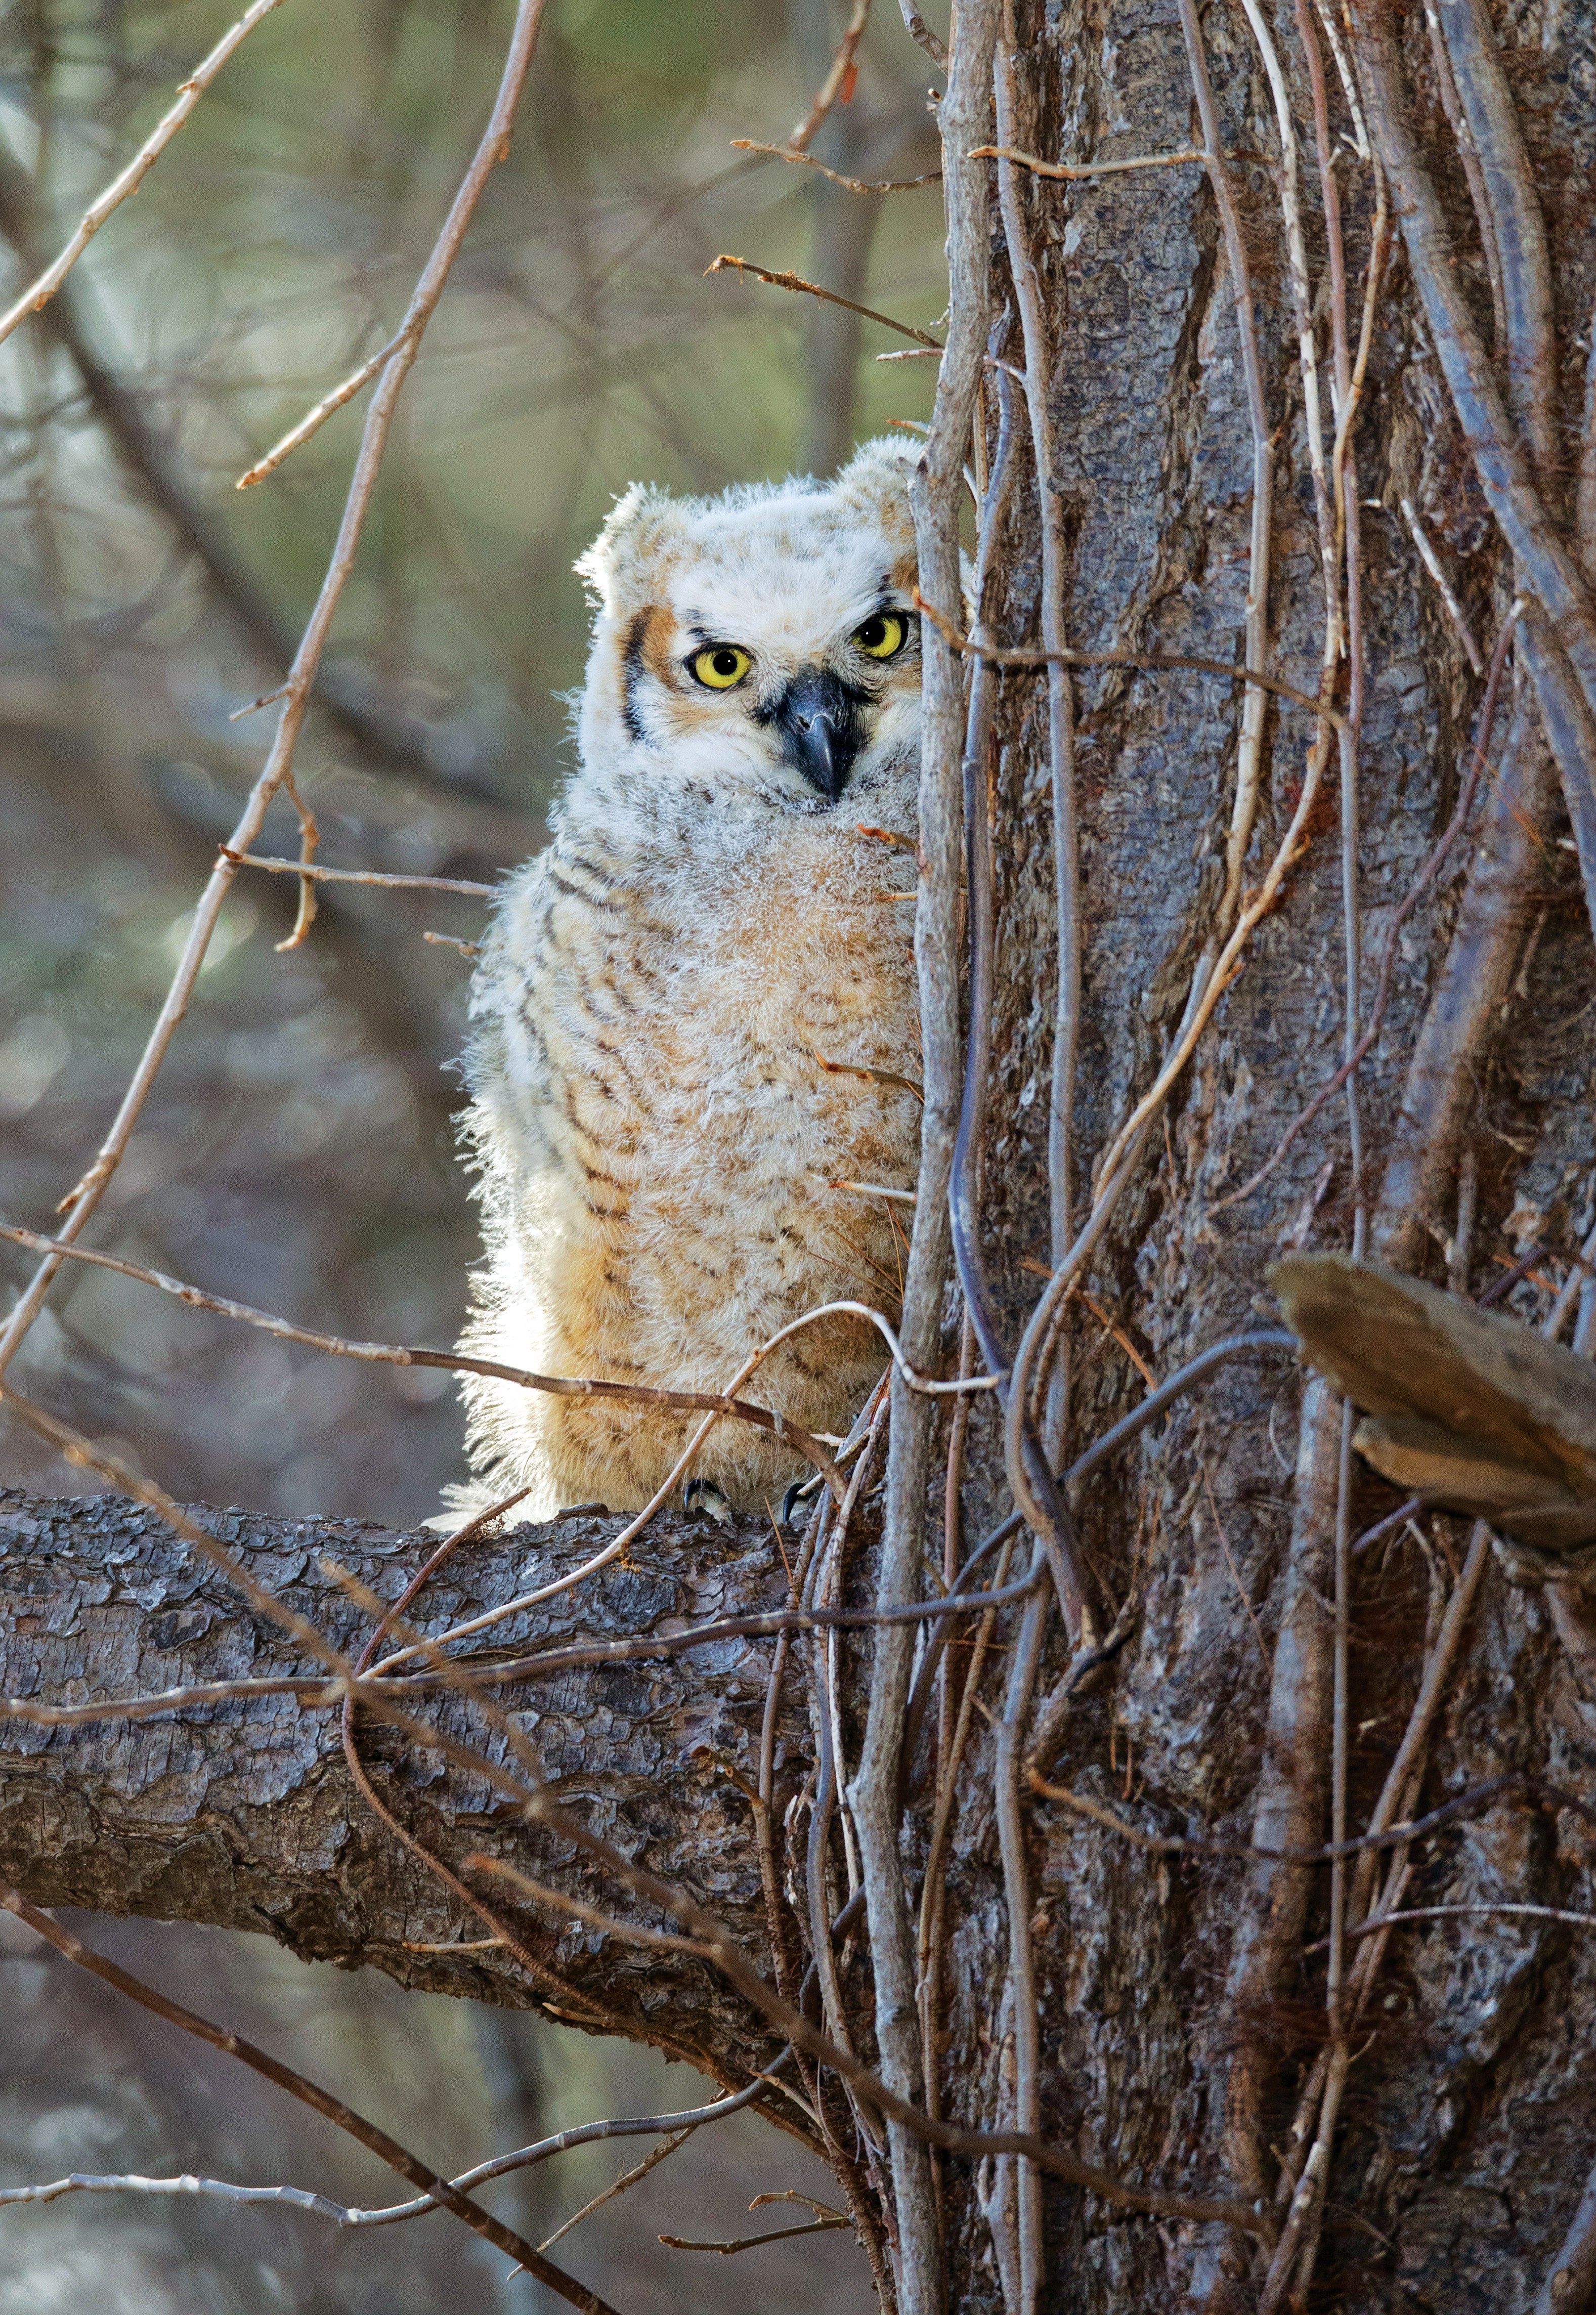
[896,1,948,68]
[0,1884,620,2314]
[223,849,498,896]
[705,255,942,347]
[912,591,1347,727]
[968,143,1204,179]
[0,0,553,1379]
[786,0,873,154]
[0,2172,349,2220]
[0,0,288,350]
[731,141,939,194]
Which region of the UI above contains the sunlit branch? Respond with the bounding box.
[0,0,289,352]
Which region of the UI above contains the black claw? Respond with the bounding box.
[684,1477,735,1529]
[780,1479,810,1530]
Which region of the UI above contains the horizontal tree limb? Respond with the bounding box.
[0,1485,810,2092]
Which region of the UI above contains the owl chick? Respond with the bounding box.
[455,438,924,1518]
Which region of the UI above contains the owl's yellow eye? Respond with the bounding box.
[853,612,908,660]
[690,644,752,690]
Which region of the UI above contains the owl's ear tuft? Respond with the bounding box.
[832,435,919,544]
[575,485,687,617]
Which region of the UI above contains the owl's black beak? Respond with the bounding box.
[770,670,866,802]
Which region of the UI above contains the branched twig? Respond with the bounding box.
[223,849,498,896]
[705,254,943,346]
[0,0,552,1380]
[0,0,288,350]
[0,1885,620,2314]
[969,143,1204,179]
[731,141,939,194]
[912,592,1346,727]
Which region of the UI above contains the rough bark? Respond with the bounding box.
[0,1488,806,2099]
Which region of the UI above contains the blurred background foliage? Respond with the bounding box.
[0,1,948,2303]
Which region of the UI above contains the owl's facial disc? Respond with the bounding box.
[641,602,919,807]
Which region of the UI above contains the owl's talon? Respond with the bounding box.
[683,1477,736,1529]
[780,1478,820,1530]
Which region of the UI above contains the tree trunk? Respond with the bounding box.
[7,2,1596,2309]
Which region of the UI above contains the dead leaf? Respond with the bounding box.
[1269,1254,1596,1554]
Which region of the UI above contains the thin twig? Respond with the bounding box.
[969,143,1204,179]
[0,1885,618,2313]
[705,255,942,347]
[1401,497,1485,671]
[814,1051,925,1100]
[660,2216,852,2254]
[0,1219,843,1494]
[912,591,1346,727]
[1309,1901,1596,1950]
[339,1489,620,2027]
[0,0,288,351]
[786,0,873,154]
[0,1562,1065,1737]
[0,0,552,1378]
[730,141,939,194]
[1028,1765,1587,1865]
[223,849,498,895]
[539,2130,695,2252]
[236,329,408,489]
[1210,604,1519,1214]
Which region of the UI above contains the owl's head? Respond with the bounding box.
[573,437,921,816]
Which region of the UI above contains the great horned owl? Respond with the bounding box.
[456,438,924,1517]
